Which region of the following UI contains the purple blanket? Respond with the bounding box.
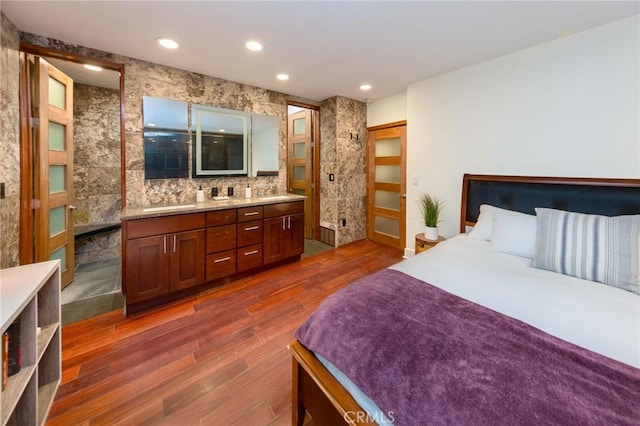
[296,269,640,426]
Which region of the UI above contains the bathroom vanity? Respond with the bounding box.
[121,195,304,314]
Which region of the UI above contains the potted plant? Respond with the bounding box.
[418,193,444,241]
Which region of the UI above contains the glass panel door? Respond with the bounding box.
[35,57,75,287]
[367,124,406,249]
[288,107,315,239]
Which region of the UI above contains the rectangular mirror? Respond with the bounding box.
[142,97,189,179]
[251,114,279,177]
[142,97,280,179]
[192,104,250,177]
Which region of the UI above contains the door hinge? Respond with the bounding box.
[30,117,40,128]
[31,199,41,209]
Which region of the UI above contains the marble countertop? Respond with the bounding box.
[121,194,306,221]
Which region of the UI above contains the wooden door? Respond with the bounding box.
[125,235,170,303]
[366,122,407,249]
[34,58,75,286]
[288,110,313,239]
[170,229,205,291]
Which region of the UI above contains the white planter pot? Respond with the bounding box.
[424,226,439,241]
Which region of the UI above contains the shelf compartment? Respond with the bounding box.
[37,328,60,426]
[36,324,58,362]
[1,364,36,425]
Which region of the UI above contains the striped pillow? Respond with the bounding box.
[531,208,640,294]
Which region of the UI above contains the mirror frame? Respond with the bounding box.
[192,104,250,177]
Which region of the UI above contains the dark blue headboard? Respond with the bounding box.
[460,174,640,233]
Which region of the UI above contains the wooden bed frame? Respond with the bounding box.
[289,174,640,426]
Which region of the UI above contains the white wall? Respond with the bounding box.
[370,15,639,253]
[366,91,407,127]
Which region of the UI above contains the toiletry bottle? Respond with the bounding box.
[196,186,205,203]
[245,183,252,198]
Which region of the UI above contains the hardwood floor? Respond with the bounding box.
[48,239,403,425]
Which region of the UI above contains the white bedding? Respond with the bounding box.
[391,234,640,368]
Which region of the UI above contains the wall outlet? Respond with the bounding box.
[0,182,5,199]
[329,173,335,182]
[341,219,346,227]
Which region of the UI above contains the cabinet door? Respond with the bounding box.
[170,229,205,292]
[284,213,304,258]
[126,235,170,303]
[263,216,285,264]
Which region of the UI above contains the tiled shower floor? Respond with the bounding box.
[61,257,124,325]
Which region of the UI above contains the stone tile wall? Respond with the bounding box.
[320,96,367,246]
[73,83,122,263]
[0,12,21,268]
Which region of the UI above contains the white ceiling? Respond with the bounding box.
[3,1,639,102]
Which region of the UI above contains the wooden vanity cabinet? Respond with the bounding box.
[263,201,304,264]
[123,200,304,313]
[124,213,205,304]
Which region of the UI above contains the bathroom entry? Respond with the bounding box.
[19,45,125,291]
[287,104,319,240]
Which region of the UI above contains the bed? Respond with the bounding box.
[289,174,640,426]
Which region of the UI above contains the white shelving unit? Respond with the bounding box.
[1,260,61,426]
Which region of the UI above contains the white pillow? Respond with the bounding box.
[490,213,537,258]
[468,204,533,241]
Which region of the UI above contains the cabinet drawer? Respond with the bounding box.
[237,220,263,247]
[238,206,263,222]
[237,243,263,271]
[126,213,205,239]
[206,224,237,254]
[206,249,237,281]
[206,209,237,226]
[264,201,304,218]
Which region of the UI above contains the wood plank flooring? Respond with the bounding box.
[48,239,403,425]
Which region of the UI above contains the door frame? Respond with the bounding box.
[18,43,126,265]
[286,101,321,241]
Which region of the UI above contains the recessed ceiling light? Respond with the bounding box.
[360,84,372,91]
[157,37,179,49]
[83,64,102,72]
[246,40,263,52]
[276,73,289,81]
[219,129,226,133]
[147,123,156,127]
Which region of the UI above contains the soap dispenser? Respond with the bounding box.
[245,183,252,198]
[196,185,205,203]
